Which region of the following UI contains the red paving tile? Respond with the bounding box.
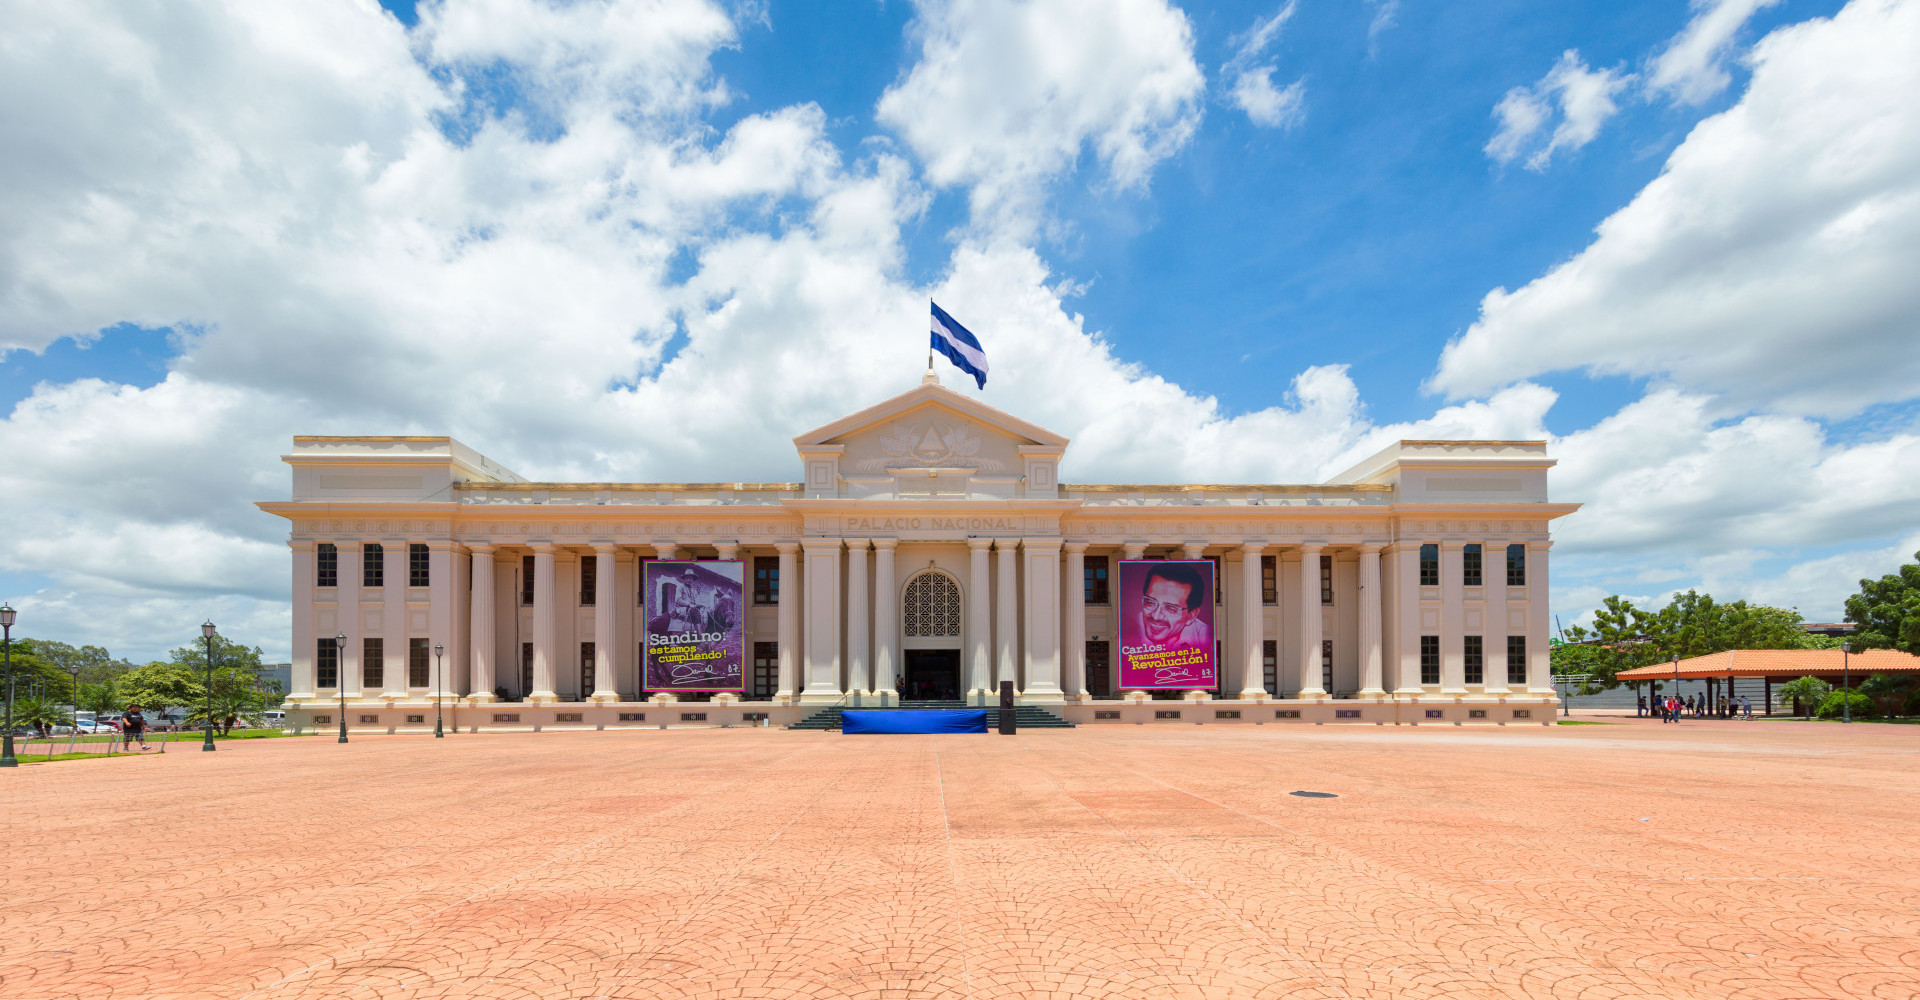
[2,722,1918,998]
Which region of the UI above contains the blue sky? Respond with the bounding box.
[2,0,1916,660]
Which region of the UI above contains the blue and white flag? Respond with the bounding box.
[929,300,988,389]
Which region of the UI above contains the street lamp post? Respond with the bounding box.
[1671,653,1680,722]
[201,622,219,751]
[1,604,17,768]
[336,632,349,744]
[1842,642,1852,724]
[433,642,444,738]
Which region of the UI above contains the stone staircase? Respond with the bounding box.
[787,699,1075,731]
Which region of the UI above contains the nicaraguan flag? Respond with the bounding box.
[929,301,988,389]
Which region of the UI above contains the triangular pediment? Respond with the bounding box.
[795,379,1067,448]
[794,377,1067,481]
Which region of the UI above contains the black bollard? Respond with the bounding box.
[998,680,1016,735]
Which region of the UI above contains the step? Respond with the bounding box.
[787,705,1074,731]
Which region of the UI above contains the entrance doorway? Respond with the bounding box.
[903,649,962,701]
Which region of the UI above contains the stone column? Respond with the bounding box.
[995,539,1019,690]
[591,544,619,701]
[1238,541,1268,700]
[1392,543,1426,695]
[774,542,799,704]
[383,541,408,699]
[339,542,360,699]
[967,538,993,704]
[1063,542,1087,700]
[529,542,558,703]
[846,538,871,703]
[799,537,844,705]
[1297,543,1326,698]
[1439,541,1466,696]
[872,540,899,705]
[1022,537,1064,703]
[1357,543,1385,699]
[1123,542,1147,560]
[715,541,739,561]
[1181,541,1206,560]
[654,542,681,560]
[290,540,316,702]
[1527,540,1554,694]
[468,544,496,702]
[428,540,455,700]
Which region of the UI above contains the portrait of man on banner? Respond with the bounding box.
[643,560,746,691]
[1117,560,1217,690]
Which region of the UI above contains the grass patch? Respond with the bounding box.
[10,750,161,764]
[1556,720,1614,725]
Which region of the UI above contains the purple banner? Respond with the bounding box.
[1117,559,1217,690]
[643,560,746,691]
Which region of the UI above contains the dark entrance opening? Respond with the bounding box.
[903,649,962,701]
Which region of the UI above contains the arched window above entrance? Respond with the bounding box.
[903,571,961,638]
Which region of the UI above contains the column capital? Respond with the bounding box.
[1023,537,1062,554]
[1438,539,1468,551]
[967,536,994,552]
[1527,538,1554,551]
[1296,541,1326,553]
[468,541,495,555]
[288,538,315,552]
[650,541,679,558]
[529,541,556,553]
[1239,540,1266,555]
[1062,540,1089,555]
[592,542,618,555]
[843,537,872,552]
[872,537,899,552]
[993,537,1020,552]
[1181,541,1207,559]
[802,537,844,554]
[1122,541,1147,559]
[1359,541,1385,554]
[774,540,800,555]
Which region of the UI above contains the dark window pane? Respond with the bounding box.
[1085,556,1110,605]
[1507,544,1527,586]
[754,556,779,605]
[409,638,430,687]
[1261,555,1277,605]
[316,639,338,688]
[1463,544,1482,587]
[410,543,430,587]
[1262,639,1277,695]
[580,555,597,607]
[1321,638,1333,691]
[364,543,384,588]
[1418,544,1438,587]
[1464,635,1483,685]
[1320,555,1333,605]
[363,637,383,689]
[752,641,779,699]
[522,554,535,606]
[580,641,595,696]
[1508,635,1528,684]
[317,543,337,587]
[1419,635,1439,685]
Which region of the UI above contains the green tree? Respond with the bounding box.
[1776,676,1832,719]
[2,639,73,704]
[31,639,134,686]
[115,662,203,714]
[10,693,73,735]
[75,682,123,718]
[1816,689,1875,720]
[1844,550,1920,654]
[168,634,268,728]
[1858,673,1917,719]
[1559,591,1818,691]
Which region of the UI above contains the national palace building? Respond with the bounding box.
[260,374,1580,730]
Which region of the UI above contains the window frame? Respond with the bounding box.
[580,554,597,607]
[409,638,430,688]
[580,641,595,696]
[1418,544,1438,587]
[1084,555,1111,606]
[521,554,535,606]
[1419,635,1439,685]
[317,543,337,588]
[1462,544,1482,587]
[1261,555,1277,605]
[1463,634,1483,685]
[1319,555,1334,605]
[409,543,430,588]
[364,543,384,588]
[754,556,780,606]
[363,637,384,689]
[1507,635,1527,685]
[1507,544,1527,586]
[316,638,338,689]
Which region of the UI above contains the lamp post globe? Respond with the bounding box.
[1842,642,1852,724]
[335,632,349,744]
[201,621,218,751]
[433,642,444,738]
[1,603,17,768]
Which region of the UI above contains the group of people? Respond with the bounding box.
[1640,693,1753,722]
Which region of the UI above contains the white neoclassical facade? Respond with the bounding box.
[261,375,1579,730]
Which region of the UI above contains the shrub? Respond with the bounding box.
[1815,689,1876,720]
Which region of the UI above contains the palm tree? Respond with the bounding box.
[1858,673,1916,719]
[1776,676,1832,719]
[11,694,73,738]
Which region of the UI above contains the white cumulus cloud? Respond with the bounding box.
[1485,50,1633,171]
[1223,2,1306,129]
[1647,0,1783,105]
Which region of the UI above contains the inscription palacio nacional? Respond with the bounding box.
[260,373,1579,730]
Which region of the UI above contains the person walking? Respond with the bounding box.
[119,704,150,751]
[1637,695,1647,718]
[1741,694,1753,720]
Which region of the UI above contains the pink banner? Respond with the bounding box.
[1117,559,1217,689]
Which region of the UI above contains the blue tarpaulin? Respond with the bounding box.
[840,709,988,734]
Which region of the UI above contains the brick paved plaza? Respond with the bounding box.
[3,721,1918,999]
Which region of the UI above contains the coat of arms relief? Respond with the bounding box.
[853,421,1008,473]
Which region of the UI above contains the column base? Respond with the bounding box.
[588,691,620,704]
[798,689,844,706]
[1355,688,1388,701]
[465,692,498,705]
[525,692,558,705]
[871,688,898,707]
[1295,689,1329,701]
[1237,689,1270,703]
[1018,685,1065,706]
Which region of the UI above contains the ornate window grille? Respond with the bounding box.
[903,572,961,638]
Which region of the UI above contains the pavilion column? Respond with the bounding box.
[1022,537,1064,704]
[1391,543,1425,695]
[1239,542,1268,700]
[1526,540,1554,694]
[290,540,317,702]
[774,542,799,704]
[995,539,1019,690]
[967,538,993,704]
[339,542,361,700]
[1063,542,1088,700]
[799,538,844,705]
[1439,541,1467,696]
[1297,543,1326,699]
[383,541,408,699]
[1357,543,1385,699]
[468,544,496,703]
[529,542,558,704]
[872,540,899,705]
[591,544,618,701]
[846,539,871,703]
[428,540,455,700]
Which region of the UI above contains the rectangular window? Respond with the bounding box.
[363,637,384,689]
[1419,635,1439,685]
[316,639,338,688]
[1262,639,1278,695]
[636,557,654,605]
[580,555,597,607]
[317,543,337,587]
[1084,555,1110,605]
[364,543,384,588]
[1507,544,1526,586]
[753,641,779,699]
[753,556,780,605]
[520,642,533,699]
[409,543,430,587]
[1086,640,1111,698]
[1463,544,1482,587]
[409,638,430,688]
[1261,555,1277,605]
[1320,555,1334,605]
[580,641,595,696]
[1322,638,1334,692]
[1464,635,1483,685]
[1508,635,1527,685]
[1418,544,1438,586]
[522,554,535,606]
